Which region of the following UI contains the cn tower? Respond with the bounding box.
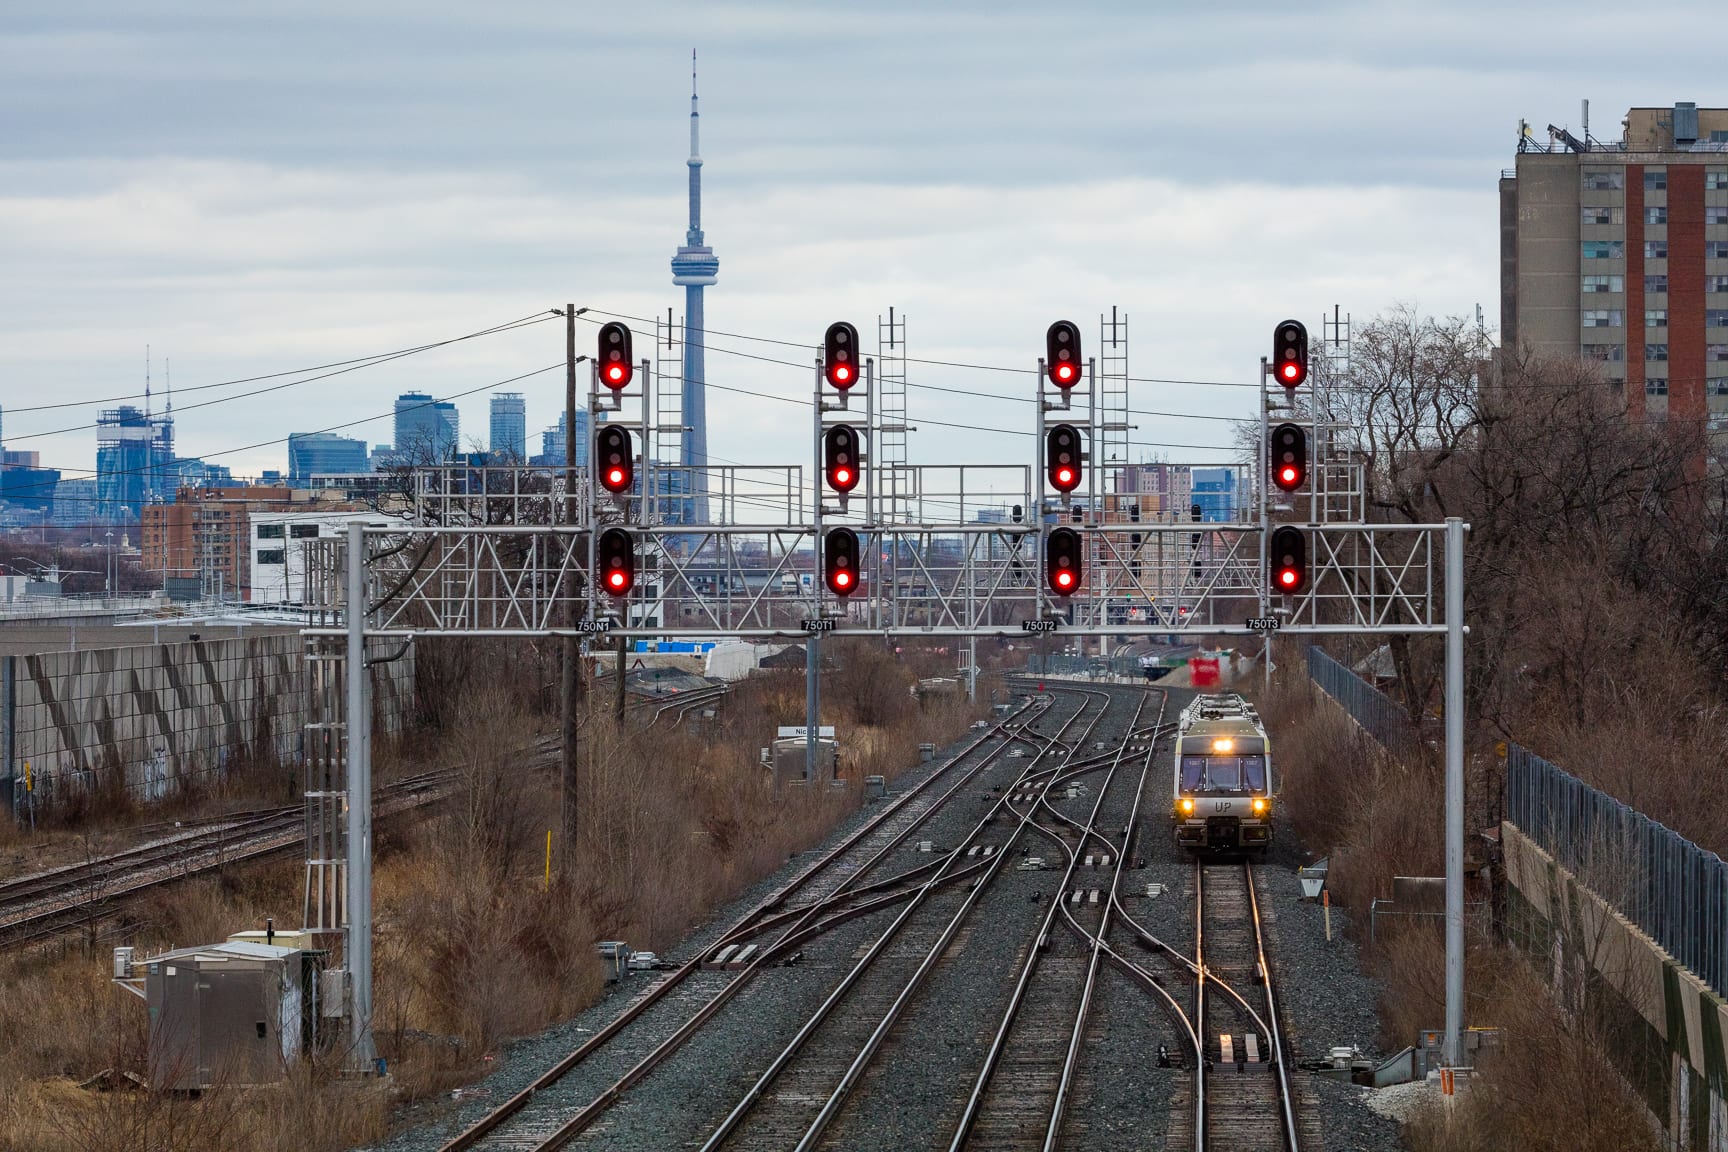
[670,50,717,522]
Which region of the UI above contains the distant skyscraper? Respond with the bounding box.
[490,392,528,461]
[287,432,370,484]
[670,51,717,523]
[537,409,590,467]
[393,392,459,461]
[96,404,174,520]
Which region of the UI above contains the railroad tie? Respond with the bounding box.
[1244,1033,1262,1063]
[1069,890,1083,905]
[1087,888,1099,904]
[1219,1033,1234,1065]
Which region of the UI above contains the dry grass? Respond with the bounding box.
[0,638,982,1148]
[1259,667,1662,1152]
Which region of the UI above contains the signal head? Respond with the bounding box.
[597,322,635,390]
[823,322,861,390]
[824,527,861,597]
[1273,319,1308,389]
[1045,527,1083,597]
[1269,423,1307,493]
[1046,423,1083,494]
[1046,321,1082,389]
[823,424,861,494]
[1269,525,1307,595]
[597,527,636,598]
[596,426,634,494]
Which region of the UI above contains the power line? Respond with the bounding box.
[3,312,559,442]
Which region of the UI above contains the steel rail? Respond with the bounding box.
[1043,689,1168,1151]
[438,694,1053,1152]
[1246,861,1302,1151]
[941,687,1155,1152]
[697,688,1115,1152]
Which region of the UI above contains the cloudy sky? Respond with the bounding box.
[1,1,1719,485]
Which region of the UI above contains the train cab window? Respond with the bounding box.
[1207,757,1243,789]
[1242,755,1267,791]
[1180,757,1207,791]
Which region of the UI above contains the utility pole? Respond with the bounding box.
[1443,516,1467,1065]
[561,304,582,864]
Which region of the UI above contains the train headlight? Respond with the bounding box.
[1211,738,1234,753]
[1252,797,1268,815]
[1180,797,1195,815]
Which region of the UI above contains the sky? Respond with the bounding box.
[1,0,1721,486]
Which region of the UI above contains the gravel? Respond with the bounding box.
[367,683,1405,1152]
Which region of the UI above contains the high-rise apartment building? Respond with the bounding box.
[534,409,590,467]
[287,432,369,483]
[489,392,527,461]
[393,392,459,461]
[1501,103,1728,424]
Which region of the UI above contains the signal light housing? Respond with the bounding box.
[823,424,861,494]
[824,527,861,597]
[1273,319,1308,389]
[597,528,635,598]
[1269,525,1307,595]
[598,322,634,390]
[1046,423,1083,493]
[1046,321,1082,389]
[596,426,634,495]
[824,322,860,390]
[1045,527,1083,597]
[1270,423,1307,493]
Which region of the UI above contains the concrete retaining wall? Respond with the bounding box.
[1502,822,1728,1147]
[4,635,413,811]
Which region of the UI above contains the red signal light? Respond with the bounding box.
[1270,423,1307,494]
[824,527,861,597]
[824,424,861,494]
[597,528,635,598]
[1057,467,1074,486]
[1056,570,1074,590]
[595,426,634,495]
[824,322,860,390]
[1273,320,1308,389]
[1045,527,1083,597]
[834,569,853,590]
[1045,423,1083,494]
[1281,363,1299,382]
[1278,568,1297,588]
[1279,466,1297,485]
[834,467,852,486]
[597,322,634,391]
[1269,525,1306,595]
[1046,321,1082,389]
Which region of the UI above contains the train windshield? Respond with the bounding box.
[1181,755,1267,792]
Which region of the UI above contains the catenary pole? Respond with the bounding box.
[807,359,823,782]
[1443,515,1466,1065]
[344,521,377,1067]
[561,305,581,862]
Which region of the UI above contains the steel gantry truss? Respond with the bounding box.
[298,310,1473,1073]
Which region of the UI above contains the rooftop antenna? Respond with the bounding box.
[165,357,172,417]
[144,344,151,417]
[1582,99,1590,149]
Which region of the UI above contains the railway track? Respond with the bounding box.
[436,691,1072,1152]
[423,681,1306,1152]
[0,682,727,951]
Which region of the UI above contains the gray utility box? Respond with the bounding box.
[768,726,838,791]
[143,940,320,1090]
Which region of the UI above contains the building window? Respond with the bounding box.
[257,549,285,565]
[1646,240,1669,259]
[1582,170,1623,191]
[1710,379,1728,397]
[1709,310,1728,328]
[1647,310,1668,327]
[1582,344,1625,363]
[1709,275,1728,294]
[1581,310,1621,328]
[1647,378,1669,396]
[1582,274,1623,294]
[1582,241,1624,260]
[1645,168,1668,191]
[256,523,284,539]
[1647,344,1669,362]
[1707,242,1728,260]
[1709,344,1728,362]
[290,524,321,538]
[1707,206,1728,226]
[1708,169,1728,191]
[1647,274,1669,294]
[1581,206,1623,226]
[1645,206,1668,225]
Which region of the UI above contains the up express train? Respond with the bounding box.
[1171,693,1274,852]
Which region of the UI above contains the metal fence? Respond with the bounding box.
[1507,744,1728,1002]
[1307,644,1728,1001]
[1304,646,1420,756]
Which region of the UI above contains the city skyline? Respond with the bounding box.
[1,3,1723,484]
